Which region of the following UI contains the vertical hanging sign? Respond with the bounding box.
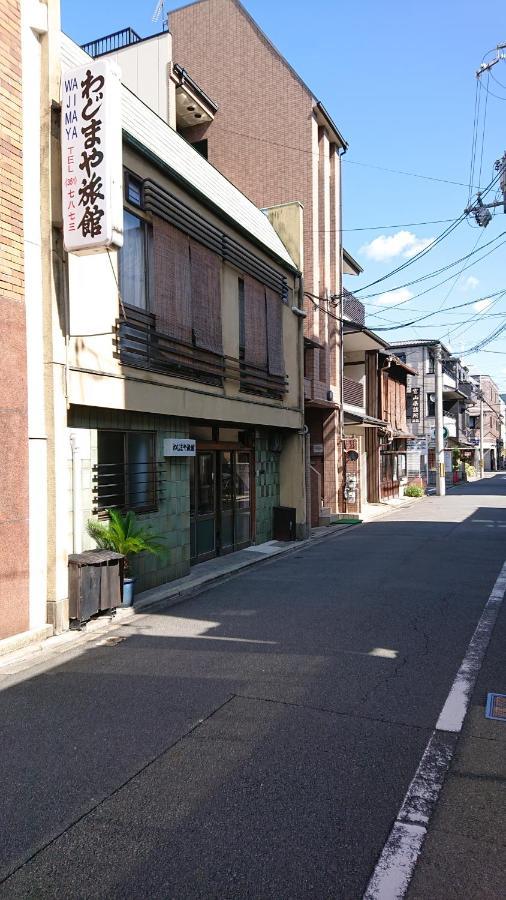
[62,60,123,254]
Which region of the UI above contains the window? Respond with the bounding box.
[427,393,435,417]
[96,431,156,513]
[119,210,149,310]
[468,415,477,429]
[427,351,435,374]
[125,172,143,207]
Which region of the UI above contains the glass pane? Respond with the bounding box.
[190,425,213,441]
[119,210,146,309]
[127,433,154,509]
[235,452,250,510]
[189,458,196,516]
[97,431,125,510]
[197,518,215,557]
[235,511,250,546]
[127,177,142,207]
[221,452,233,510]
[219,428,239,443]
[198,453,215,515]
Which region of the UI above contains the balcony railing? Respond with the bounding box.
[342,290,365,326]
[81,27,141,58]
[343,376,364,408]
[458,381,477,403]
[115,307,287,400]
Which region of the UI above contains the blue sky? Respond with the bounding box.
[62,0,506,392]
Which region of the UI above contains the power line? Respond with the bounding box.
[384,312,506,329]
[478,71,490,187]
[350,215,467,296]
[362,230,506,304]
[350,168,503,300]
[342,217,456,233]
[205,124,481,187]
[342,158,479,188]
[368,289,506,331]
[448,291,506,342]
[468,77,480,204]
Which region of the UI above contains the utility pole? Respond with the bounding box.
[479,392,485,477]
[434,344,446,496]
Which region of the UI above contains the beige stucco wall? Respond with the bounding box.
[66,143,304,432]
[104,33,172,124]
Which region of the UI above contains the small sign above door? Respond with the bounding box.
[163,439,196,457]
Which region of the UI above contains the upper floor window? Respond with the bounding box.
[119,210,149,310]
[427,351,435,374]
[125,172,143,207]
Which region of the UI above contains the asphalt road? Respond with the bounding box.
[1,475,506,899]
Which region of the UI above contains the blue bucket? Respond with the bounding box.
[122,577,136,607]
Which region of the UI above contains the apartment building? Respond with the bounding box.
[468,375,503,471]
[389,340,478,485]
[90,0,359,525]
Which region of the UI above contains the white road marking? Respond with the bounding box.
[437,560,506,732]
[363,559,506,900]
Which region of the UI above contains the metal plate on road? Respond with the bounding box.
[485,693,506,722]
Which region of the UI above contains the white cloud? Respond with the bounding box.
[375,288,414,306]
[473,298,493,312]
[461,275,479,292]
[360,230,434,262]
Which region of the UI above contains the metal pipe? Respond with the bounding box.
[70,432,82,554]
[479,393,485,476]
[435,345,446,495]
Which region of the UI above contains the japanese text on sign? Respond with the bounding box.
[163,439,197,457]
[410,387,421,423]
[62,60,123,253]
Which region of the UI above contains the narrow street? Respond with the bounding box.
[1,476,506,899]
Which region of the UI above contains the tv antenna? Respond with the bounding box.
[151,0,167,29]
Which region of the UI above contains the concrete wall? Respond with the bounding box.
[0,0,29,639]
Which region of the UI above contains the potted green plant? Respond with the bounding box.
[87,509,165,606]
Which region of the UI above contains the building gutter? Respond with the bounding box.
[315,101,348,151]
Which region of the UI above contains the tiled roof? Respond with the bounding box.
[61,34,297,272]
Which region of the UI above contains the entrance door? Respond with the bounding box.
[191,449,252,564]
[190,451,216,562]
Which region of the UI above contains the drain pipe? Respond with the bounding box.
[70,432,82,554]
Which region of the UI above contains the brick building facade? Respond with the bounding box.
[0,0,30,639]
[168,0,353,522]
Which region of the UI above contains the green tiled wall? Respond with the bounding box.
[255,429,281,544]
[68,407,191,593]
